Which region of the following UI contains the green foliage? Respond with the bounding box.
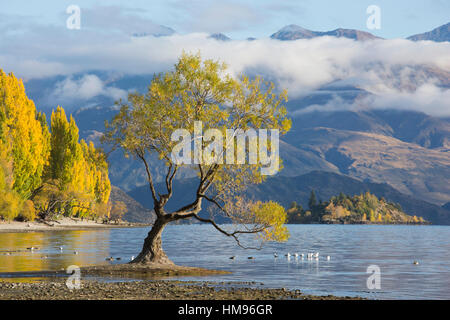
[103,52,291,245]
[308,190,317,210]
[287,191,428,225]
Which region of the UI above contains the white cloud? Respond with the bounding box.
[0,18,449,116]
[51,74,127,101]
[369,83,450,117]
[294,83,450,117]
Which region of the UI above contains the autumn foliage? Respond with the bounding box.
[104,53,291,263]
[0,70,111,221]
[287,191,427,224]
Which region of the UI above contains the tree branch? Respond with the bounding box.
[192,214,265,250]
[136,149,161,216]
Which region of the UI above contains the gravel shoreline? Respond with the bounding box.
[0,217,149,233]
[0,279,363,300]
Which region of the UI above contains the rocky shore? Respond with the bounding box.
[0,262,363,300]
[0,279,362,300]
[81,263,232,278]
[2,264,232,279]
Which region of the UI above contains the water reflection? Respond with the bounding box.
[0,230,111,273]
[0,225,450,299]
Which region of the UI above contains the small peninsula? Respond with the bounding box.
[287,191,428,225]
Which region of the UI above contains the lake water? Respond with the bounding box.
[0,224,449,300]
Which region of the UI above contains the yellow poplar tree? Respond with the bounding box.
[0,70,50,198]
[48,106,111,218]
[0,71,110,221]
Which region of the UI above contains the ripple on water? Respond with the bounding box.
[0,224,449,299]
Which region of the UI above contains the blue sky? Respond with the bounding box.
[3,0,449,39]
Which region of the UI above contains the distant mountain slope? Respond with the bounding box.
[408,22,450,42]
[371,110,450,148]
[271,25,316,40]
[208,33,231,41]
[284,127,450,204]
[248,171,450,226]
[271,24,380,41]
[103,139,339,193]
[128,171,450,225]
[109,186,154,223]
[290,110,450,149]
[72,105,339,189]
[131,25,175,38]
[72,104,450,205]
[272,22,450,42]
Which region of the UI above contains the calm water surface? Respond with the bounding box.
[0,224,449,300]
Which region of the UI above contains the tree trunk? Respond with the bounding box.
[130,217,173,265]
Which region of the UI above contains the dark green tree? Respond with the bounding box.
[308,190,317,210]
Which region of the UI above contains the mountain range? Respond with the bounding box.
[73,102,450,222]
[269,24,381,41]
[127,171,450,225]
[208,33,232,41]
[17,21,450,223]
[407,22,450,42]
[128,22,450,42]
[69,88,450,207]
[212,22,450,42]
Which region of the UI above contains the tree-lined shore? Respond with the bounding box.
[0,70,113,223]
[287,191,428,224]
[0,216,147,233]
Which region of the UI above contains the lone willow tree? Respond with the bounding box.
[104,53,292,265]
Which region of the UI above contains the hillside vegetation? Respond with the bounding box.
[287,191,428,224]
[128,171,450,225]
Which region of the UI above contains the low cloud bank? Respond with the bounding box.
[51,74,127,103]
[0,23,449,116]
